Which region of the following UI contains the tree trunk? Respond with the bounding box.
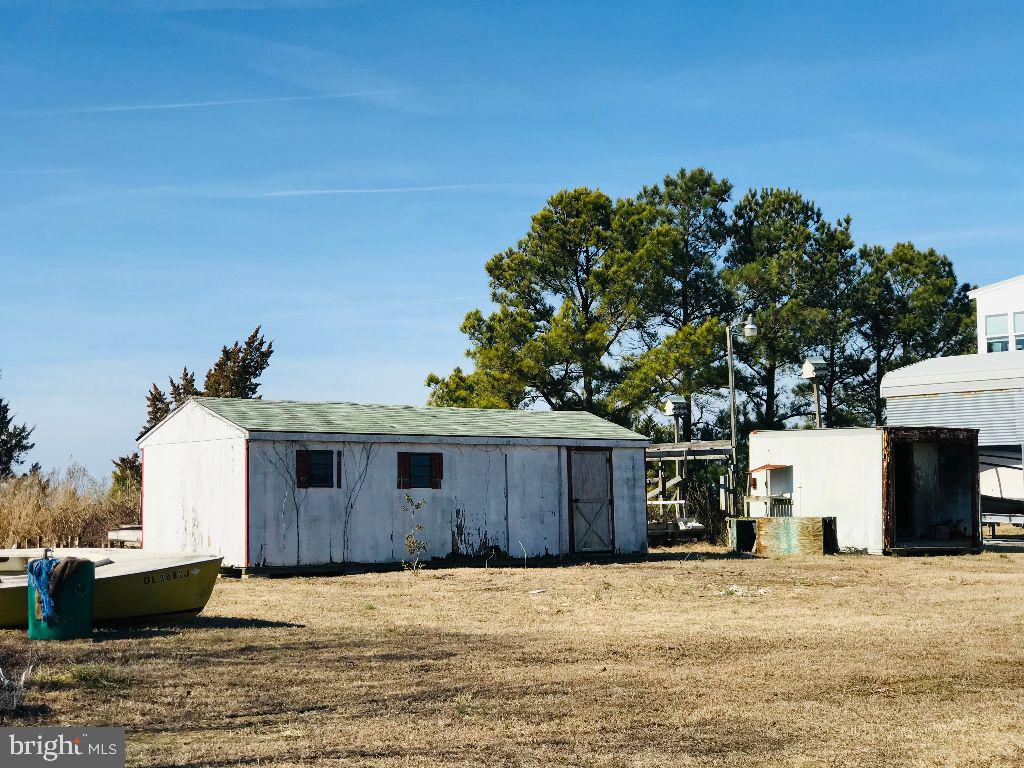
[824,348,836,427]
[764,362,777,428]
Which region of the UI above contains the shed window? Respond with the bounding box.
[985,314,1009,353]
[397,452,443,489]
[296,449,333,488]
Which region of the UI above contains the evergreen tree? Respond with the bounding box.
[139,384,171,438]
[426,188,664,420]
[610,319,726,425]
[168,367,200,405]
[723,188,825,429]
[111,452,142,499]
[138,327,274,437]
[634,168,734,439]
[795,214,865,427]
[424,366,521,409]
[0,379,35,479]
[852,243,974,424]
[203,327,274,398]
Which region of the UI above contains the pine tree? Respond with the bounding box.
[111,452,142,498]
[139,383,171,438]
[425,188,663,421]
[168,367,200,405]
[0,380,35,479]
[203,327,274,399]
[138,327,274,438]
[633,167,733,440]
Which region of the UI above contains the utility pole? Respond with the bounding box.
[727,315,758,515]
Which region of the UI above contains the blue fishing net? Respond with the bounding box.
[27,558,60,624]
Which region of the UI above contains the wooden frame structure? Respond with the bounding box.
[645,440,731,528]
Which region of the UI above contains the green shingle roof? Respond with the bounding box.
[194,397,648,442]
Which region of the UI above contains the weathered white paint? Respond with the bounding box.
[140,403,648,569]
[749,429,886,554]
[139,401,246,564]
[247,438,646,567]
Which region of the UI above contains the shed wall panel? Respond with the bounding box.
[749,430,886,554]
[140,400,243,446]
[612,448,648,555]
[246,439,641,566]
[142,438,246,565]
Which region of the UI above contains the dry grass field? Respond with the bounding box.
[3,546,1024,767]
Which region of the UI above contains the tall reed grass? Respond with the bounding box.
[0,465,138,548]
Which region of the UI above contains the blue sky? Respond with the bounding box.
[1,1,1022,476]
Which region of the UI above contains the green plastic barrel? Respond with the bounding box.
[27,559,95,640]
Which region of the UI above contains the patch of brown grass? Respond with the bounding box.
[4,546,1024,767]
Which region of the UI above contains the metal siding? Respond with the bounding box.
[886,390,1024,446]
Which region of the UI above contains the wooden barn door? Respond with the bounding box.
[568,449,614,554]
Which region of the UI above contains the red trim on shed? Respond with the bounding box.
[244,439,250,568]
[140,447,145,549]
[397,452,411,489]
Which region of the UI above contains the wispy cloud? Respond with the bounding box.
[906,225,1024,244]
[0,179,540,214]
[848,133,980,176]
[236,183,519,199]
[7,90,400,117]
[0,0,342,10]
[170,22,430,114]
[0,168,86,175]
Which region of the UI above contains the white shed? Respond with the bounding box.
[139,398,650,572]
[748,427,981,554]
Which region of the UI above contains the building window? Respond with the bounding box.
[985,314,1009,352]
[397,452,443,489]
[296,449,334,488]
[1016,312,1024,351]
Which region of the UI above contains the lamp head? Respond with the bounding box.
[742,314,758,339]
[663,396,686,416]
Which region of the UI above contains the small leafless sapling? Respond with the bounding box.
[402,494,428,573]
[0,663,34,721]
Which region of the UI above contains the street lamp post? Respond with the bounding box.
[727,314,758,515]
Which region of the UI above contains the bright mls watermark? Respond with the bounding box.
[2,728,124,767]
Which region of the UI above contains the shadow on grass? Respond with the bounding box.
[224,543,742,578]
[1,702,53,724]
[93,615,305,640]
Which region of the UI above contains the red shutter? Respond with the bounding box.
[397,452,411,489]
[336,451,342,489]
[430,452,443,489]
[295,450,310,489]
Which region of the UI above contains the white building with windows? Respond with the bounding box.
[138,397,650,572]
[882,274,1024,514]
[973,274,1024,353]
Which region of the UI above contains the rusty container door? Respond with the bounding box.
[568,449,614,553]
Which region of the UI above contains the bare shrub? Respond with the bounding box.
[0,663,34,719]
[0,464,138,548]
